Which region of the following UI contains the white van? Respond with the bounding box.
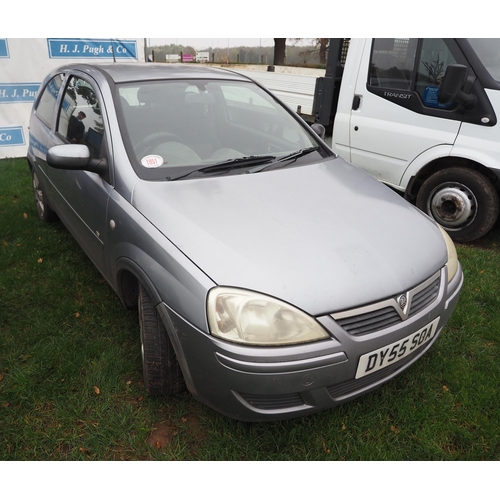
[196,52,210,63]
[333,38,500,243]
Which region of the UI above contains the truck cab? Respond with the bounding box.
[332,38,500,242]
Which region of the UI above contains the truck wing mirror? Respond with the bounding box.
[438,64,475,108]
[310,123,326,139]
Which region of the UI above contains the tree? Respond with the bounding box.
[294,38,329,65]
[317,38,329,65]
[273,38,286,66]
[275,38,329,66]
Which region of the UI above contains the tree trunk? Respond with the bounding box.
[319,38,328,65]
[273,38,286,66]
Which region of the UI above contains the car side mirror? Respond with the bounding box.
[47,144,107,175]
[311,122,326,139]
[438,64,475,108]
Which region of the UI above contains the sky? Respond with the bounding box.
[7,1,494,40]
[7,2,370,39]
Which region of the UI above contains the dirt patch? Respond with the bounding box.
[146,420,177,450]
[179,409,209,453]
[146,403,210,455]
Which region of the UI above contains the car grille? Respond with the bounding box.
[331,270,441,336]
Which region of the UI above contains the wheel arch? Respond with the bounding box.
[405,155,500,202]
[413,163,500,242]
[114,257,161,310]
[116,258,195,394]
[26,157,34,172]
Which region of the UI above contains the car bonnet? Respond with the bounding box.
[131,157,448,316]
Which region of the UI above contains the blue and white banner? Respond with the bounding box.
[0,38,145,159]
[0,83,39,103]
[0,126,25,147]
[0,39,9,58]
[47,39,138,59]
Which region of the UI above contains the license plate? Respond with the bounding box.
[355,317,440,379]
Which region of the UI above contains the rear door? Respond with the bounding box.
[348,38,464,188]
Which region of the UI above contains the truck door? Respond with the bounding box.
[347,38,464,189]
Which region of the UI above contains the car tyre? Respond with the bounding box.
[32,169,57,223]
[416,167,499,242]
[138,284,186,395]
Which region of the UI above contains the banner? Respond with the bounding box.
[0,38,145,159]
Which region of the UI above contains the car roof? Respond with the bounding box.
[56,63,252,84]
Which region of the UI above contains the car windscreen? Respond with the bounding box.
[467,38,500,82]
[116,79,324,180]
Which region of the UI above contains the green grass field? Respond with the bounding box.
[1,157,499,461]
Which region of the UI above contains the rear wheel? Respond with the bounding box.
[32,169,57,222]
[138,284,186,395]
[416,167,499,242]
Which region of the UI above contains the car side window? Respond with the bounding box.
[57,76,105,159]
[35,74,64,128]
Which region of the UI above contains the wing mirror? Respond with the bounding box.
[311,122,326,139]
[47,144,107,175]
[438,64,475,108]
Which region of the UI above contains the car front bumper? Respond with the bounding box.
[158,264,463,421]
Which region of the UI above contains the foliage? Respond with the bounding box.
[149,39,330,66]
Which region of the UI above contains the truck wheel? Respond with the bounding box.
[416,167,499,242]
[32,170,57,222]
[138,284,186,395]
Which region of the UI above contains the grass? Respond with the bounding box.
[1,157,499,461]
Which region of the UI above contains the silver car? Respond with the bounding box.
[27,63,463,421]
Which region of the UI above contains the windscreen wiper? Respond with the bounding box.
[199,155,276,173]
[166,155,276,181]
[247,146,319,173]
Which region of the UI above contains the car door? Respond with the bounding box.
[348,38,464,188]
[41,72,113,275]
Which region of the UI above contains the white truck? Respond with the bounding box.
[196,52,210,63]
[219,38,500,242]
[165,54,181,63]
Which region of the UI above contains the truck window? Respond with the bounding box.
[369,38,416,90]
[369,38,456,109]
[467,38,500,82]
[416,38,456,108]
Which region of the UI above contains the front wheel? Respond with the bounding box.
[32,169,57,223]
[416,167,499,242]
[138,284,186,395]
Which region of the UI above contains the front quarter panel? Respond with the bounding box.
[107,188,215,332]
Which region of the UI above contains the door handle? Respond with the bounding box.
[352,95,361,110]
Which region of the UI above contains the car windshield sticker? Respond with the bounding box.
[141,155,164,168]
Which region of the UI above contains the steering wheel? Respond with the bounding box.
[135,132,183,157]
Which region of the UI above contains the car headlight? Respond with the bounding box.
[207,287,330,346]
[438,225,459,282]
